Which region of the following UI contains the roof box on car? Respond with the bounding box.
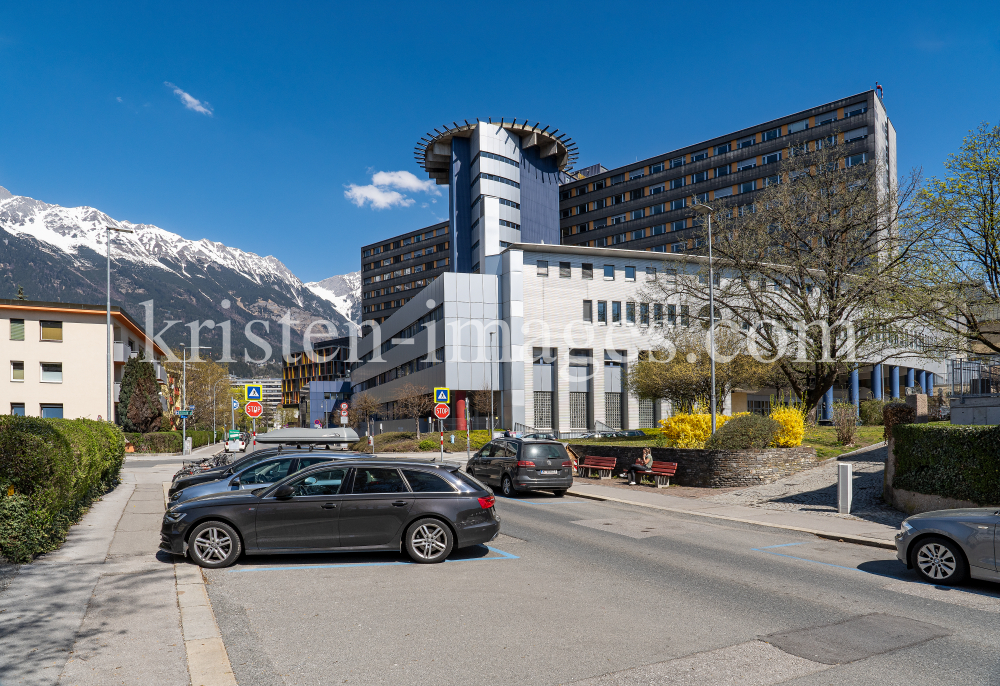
[254,427,359,449]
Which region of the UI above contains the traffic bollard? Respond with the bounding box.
[837,462,853,514]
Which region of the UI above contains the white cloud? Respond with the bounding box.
[164,82,213,116]
[344,169,440,210]
[116,96,123,102]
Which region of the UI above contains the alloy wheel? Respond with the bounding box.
[194,527,233,563]
[916,542,958,580]
[410,523,448,561]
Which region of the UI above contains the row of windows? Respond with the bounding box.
[364,275,436,300]
[353,347,445,392]
[473,151,519,168]
[362,298,412,315]
[362,225,449,258]
[535,261,677,282]
[499,219,520,230]
[560,103,869,200]
[471,195,521,213]
[366,242,448,271]
[9,403,63,418]
[380,305,444,354]
[473,172,520,189]
[9,319,62,341]
[9,361,63,382]
[583,300,690,327]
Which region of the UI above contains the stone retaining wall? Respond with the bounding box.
[567,445,819,488]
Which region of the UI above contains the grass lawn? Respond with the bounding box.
[802,425,885,460]
[350,430,493,453]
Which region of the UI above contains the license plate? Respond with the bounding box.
[539,470,558,475]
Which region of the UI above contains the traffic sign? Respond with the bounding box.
[434,387,450,403]
[314,419,323,428]
[176,410,193,418]
[245,401,263,418]
[245,384,263,401]
[433,403,450,420]
[339,402,349,412]
[232,398,239,409]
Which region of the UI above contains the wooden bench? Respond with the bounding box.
[580,455,616,479]
[648,461,678,488]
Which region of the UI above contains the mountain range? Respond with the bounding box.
[0,186,361,375]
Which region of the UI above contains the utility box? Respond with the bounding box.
[838,462,853,514]
[183,437,192,456]
[904,394,928,423]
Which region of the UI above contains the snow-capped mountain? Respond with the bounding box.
[0,186,361,372]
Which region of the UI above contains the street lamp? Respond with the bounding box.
[693,202,718,434]
[212,378,228,444]
[105,224,134,423]
[489,330,495,434]
[180,344,207,454]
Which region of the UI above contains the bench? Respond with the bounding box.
[648,461,677,488]
[580,455,616,479]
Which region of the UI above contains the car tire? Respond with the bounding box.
[501,474,515,497]
[404,518,454,564]
[911,536,967,585]
[552,489,566,497]
[188,521,242,569]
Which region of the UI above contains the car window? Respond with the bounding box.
[483,443,500,458]
[296,457,335,470]
[240,459,294,484]
[502,442,519,458]
[402,469,456,493]
[455,470,488,491]
[524,444,566,461]
[291,468,347,496]
[351,468,408,494]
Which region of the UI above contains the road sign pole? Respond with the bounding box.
[466,403,471,463]
[439,419,444,463]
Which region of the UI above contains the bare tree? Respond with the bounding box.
[394,383,433,437]
[644,138,933,411]
[347,392,379,431]
[468,381,499,428]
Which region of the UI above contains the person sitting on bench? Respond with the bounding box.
[626,447,653,485]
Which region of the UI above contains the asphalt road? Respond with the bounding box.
[200,493,1000,686]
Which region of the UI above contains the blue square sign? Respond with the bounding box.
[245,384,263,401]
[434,387,450,403]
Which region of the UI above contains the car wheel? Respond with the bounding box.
[188,521,242,569]
[404,518,454,564]
[911,536,967,585]
[501,474,515,497]
[552,489,566,497]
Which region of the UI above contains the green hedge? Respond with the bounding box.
[892,424,1000,505]
[124,430,222,453]
[0,417,125,563]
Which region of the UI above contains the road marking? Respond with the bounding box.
[497,497,586,505]
[226,546,519,573]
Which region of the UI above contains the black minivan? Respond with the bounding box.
[466,438,574,497]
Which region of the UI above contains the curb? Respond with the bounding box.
[565,489,897,550]
[163,482,238,685]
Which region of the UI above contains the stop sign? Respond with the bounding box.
[433,403,450,420]
[245,401,263,418]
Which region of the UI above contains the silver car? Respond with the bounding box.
[895,508,999,585]
[170,454,342,504]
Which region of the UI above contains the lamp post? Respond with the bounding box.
[212,378,228,444]
[693,202,717,434]
[105,224,134,423]
[489,330,495,435]
[179,344,207,453]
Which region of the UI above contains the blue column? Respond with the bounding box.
[821,386,834,422]
[872,364,883,399]
[906,367,915,389]
[927,373,934,395]
[849,369,860,416]
[918,369,927,393]
[889,365,900,399]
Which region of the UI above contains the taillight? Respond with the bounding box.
[516,460,535,467]
[562,461,572,467]
[478,495,495,509]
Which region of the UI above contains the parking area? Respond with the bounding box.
[194,493,1000,686]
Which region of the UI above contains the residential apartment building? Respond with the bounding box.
[360,221,451,323]
[281,336,351,407]
[1,300,168,419]
[231,377,281,410]
[557,91,895,255]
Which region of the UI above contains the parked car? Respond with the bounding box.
[522,433,557,440]
[161,461,500,568]
[618,429,647,438]
[466,438,574,497]
[895,508,1000,585]
[225,431,246,453]
[170,454,349,504]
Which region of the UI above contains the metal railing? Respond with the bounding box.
[951,358,1000,398]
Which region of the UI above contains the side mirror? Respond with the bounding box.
[272,484,295,498]
[230,478,241,487]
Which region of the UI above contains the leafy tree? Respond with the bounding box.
[118,352,163,433]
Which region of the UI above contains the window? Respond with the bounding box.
[604,265,615,280]
[610,173,626,185]
[576,203,588,215]
[650,162,664,174]
[765,175,780,187]
[10,319,24,341]
[626,302,636,324]
[612,301,621,323]
[473,172,520,189]
[714,143,731,155]
[241,459,295,484]
[40,321,62,342]
[640,303,649,326]
[763,151,782,165]
[652,244,666,253]
[630,189,644,201]
[671,243,684,253]
[631,229,645,240]
[645,266,657,281]
[763,127,780,141]
[624,266,636,281]
[583,300,593,322]
[40,404,63,419]
[582,263,593,279]
[596,237,608,247]
[846,153,867,167]
[560,189,572,201]
[714,187,733,199]
[680,305,690,326]
[472,262,480,273]
[11,361,24,381]
[611,214,627,225]
[471,240,479,252]
[593,179,606,191]
[670,157,685,168]
[650,184,665,195]
[651,224,666,236]
[844,126,868,143]
[671,198,686,211]
[613,233,627,245]
[667,304,677,324]
[41,363,62,383]
[788,119,809,133]
[653,303,663,324]
[594,218,607,229]
[537,260,549,277]
[11,403,25,416]
[844,103,867,118]
[714,165,730,178]
[691,150,708,162]
[739,180,756,194]
[597,301,607,324]
[351,467,407,494]
[403,469,455,493]
[629,169,645,180]
[737,158,757,171]
[291,468,347,496]
[630,209,644,221]
[670,177,685,190]
[559,262,571,278]
[738,136,755,149]
[817,112,837,125]
[671,220,686,231]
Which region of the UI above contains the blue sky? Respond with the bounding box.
[1,1,998,281]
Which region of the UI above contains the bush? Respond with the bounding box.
[659,412,733,449]
[883,402,915,441]
[859,399,890,426]
[705,413,780,450]
[832,402,858,446]
[769,405,805,447]
[417,439,438,451]
[0,417,125,563]
[892,424,1000,504]
[123,430,220,454]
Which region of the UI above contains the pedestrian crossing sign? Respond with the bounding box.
[245,384,262,401]
[434,387,450,403]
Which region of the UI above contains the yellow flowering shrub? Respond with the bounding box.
[769,405,806,447]
[659,412,737,449]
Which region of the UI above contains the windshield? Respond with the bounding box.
[524,444,566,460]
